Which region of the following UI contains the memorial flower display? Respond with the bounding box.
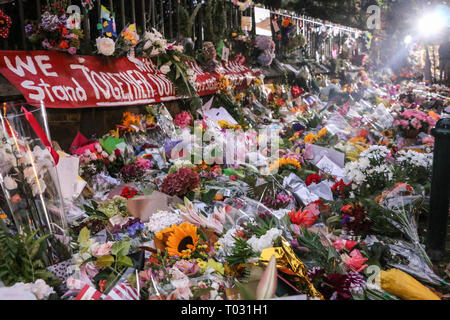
[0,0,449,304]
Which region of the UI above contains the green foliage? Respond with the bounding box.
[296,227,343,275]
[226,237,258,267]
[0,227,60,287]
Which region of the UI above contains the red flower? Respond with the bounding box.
[357,129,369,138]
[120,187,138,199]
[160,168,201,197]
[305,174,322,186]
[59,40,69,49]
[331,179,352,198]
[276,98,286,106]
[289,203,320,228]
[114,149,121,156]
[291,86,304,99]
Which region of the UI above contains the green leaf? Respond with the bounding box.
[78,227,90,247]
[96,255,115,268]
[117,256,133,268]
[200,189,217,203]
[111,240,131,257]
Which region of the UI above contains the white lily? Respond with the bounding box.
[180,198,223,234]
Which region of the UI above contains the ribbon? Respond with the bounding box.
[22,107,59,165]
[259,237,324,299]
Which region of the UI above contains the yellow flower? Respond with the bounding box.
[289,132,300,142]
[218,75,230,91]
[205,259,224,275]
[348,137,367,144]
[197,260,207,269]
[232,32,237,37]
[317,127,327,138]
[164,222,199,258]
[304,133,317,144]
[269,157,302,171]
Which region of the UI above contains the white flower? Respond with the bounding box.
[159,64,171,75]
[0,280,53,300]
[146,210,183,234]
[31,178,46,196]
[143,39,153,50]
[186,68,195,76]
[30,279,54,300]
[96,37,115,56]
[23,166,36,184]
[3,175,17,190]
[247,228,282,254]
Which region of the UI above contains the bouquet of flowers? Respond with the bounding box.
[25,1,83,55]
[393,109,437,138]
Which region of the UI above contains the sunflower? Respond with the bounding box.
[382,129,393,139]
[269,157,302,171]
[165,222,199,258]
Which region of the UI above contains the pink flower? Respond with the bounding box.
[342,249,368,273]
[399,120,409,128]
[174,111,193,129]
[173,260,200,276]
[332,238,358,252]
[422,136,434,144]
[410,118,421,130]
[93,242,113,257]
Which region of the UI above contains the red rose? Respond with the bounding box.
[291,86,304,99]
[120,187,138,199]
[305,174,322,186]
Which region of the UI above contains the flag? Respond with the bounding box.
[75,284,105,300]
[103,17,117,38]
[103,281,140,300]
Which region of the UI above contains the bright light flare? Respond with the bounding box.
[404,35,412,44]
[418,11,446,37]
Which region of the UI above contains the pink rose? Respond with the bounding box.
[93,242,113,257]
[399,120,409,128]
[342,249,368,273]
[422,136,434,144]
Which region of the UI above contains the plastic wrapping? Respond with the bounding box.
[0,104,70,265]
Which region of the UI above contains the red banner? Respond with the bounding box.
[0,51,255,109]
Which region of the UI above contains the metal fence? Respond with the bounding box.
[0,0,361,61]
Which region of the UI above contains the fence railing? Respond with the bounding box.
[0,0,361,61]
